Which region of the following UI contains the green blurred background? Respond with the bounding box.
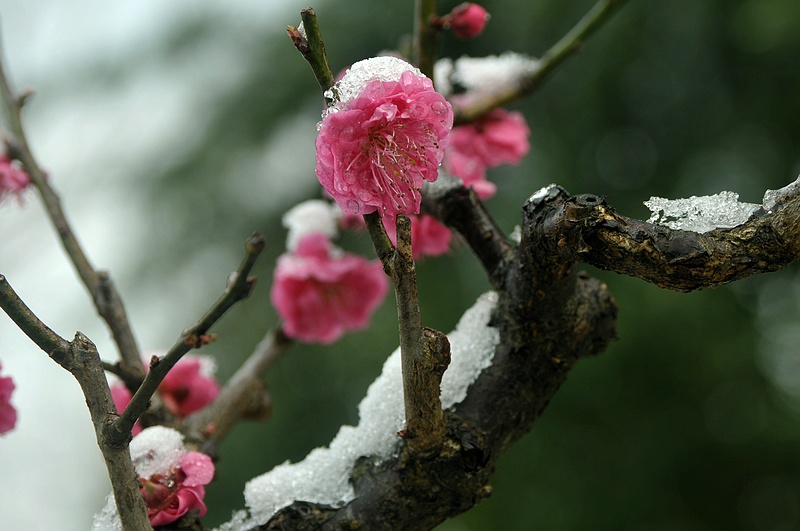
[4,0,800,529]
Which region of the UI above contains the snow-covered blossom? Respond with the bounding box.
[0,361,17,435]
[444,108,530,199]
[110,355,220,436]
[126,426,215,527]
[271,232,388,344]
[0,155,30,200]
[448,3,490,39]
[140,451,214,526]
[282,199,342,252]
[385,214,453,260]
[316,57,453,220]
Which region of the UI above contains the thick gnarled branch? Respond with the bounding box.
[524,181,800,292]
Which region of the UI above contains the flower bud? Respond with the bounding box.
[448,3,490,39]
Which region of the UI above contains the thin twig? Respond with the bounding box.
[413,0,440,78]
[108,232,266,445]
[289,8,336,95]
[453,0,627,123]
[0,37,144,376]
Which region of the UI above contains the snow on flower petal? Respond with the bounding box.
[316,57,453,220]
[271,232,389,344]
[131,427,215,527]
[0,361,17,435]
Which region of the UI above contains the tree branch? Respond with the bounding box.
[184,327,293,453]
[523,179,800,292]
[452,0,627,123]
[0,36,144,378]
[109,232,266,445]
[413,0,439,79]
[0,276,151,530]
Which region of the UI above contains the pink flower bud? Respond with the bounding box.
[448,3,490,39]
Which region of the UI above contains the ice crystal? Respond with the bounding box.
[644,191,760,233]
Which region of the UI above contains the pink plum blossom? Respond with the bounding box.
[110,355,220,436]
[444,108,530,199]
[271,232,389,344]
[448,3,490,39]
[0,155,30,200]
[385,214,453,260]
[316,60,453,220]
[0,361,17,435]
[139,451,214,526]
[157,356,221,417]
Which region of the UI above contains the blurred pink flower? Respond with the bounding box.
[110,355,220,436]
[140,451,214,526]
[271,232,388,344]
[316,67,453,220]
[386,214,453,260]
[0,361,17,435]
[158,357,221,417]
[0,155,30,200]
[444,108,530,199]
[448,3,490,39]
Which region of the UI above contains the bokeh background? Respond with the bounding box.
[2,0,800,529]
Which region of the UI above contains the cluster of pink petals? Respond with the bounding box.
[271,232,388,344]
[0,361,17,435]
[385,214,453,260]
[448,3,491,39]
[443,107,530,200]
[111,356,220,436]
[0,155,31,200]
[316,70,453,220]
[139,451,214,526]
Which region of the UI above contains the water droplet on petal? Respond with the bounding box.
[346,199,360,214]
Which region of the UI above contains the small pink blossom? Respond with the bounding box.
[0,361,17,435]
[139,451,214,526]
[0,155,31,200]
[110,355,220,436]
[271,232,389,344]
[316,60,453,220]
[448,3,490,39]
[386,214,453,260]
[444,108,530,199]
[158,357,221,417]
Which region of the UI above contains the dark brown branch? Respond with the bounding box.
[524,182,800,293]
[422,174,516,291]
[109,232,266,445]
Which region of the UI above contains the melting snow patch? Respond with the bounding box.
[644,191,760,233]
[236,292,499,528]
[434,52,539,96]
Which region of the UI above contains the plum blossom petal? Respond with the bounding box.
[158,356,221,417]
[444,108,529,199]
[316,57,453,220]
[0,155,30,201]
[271,232,389,344]
[0,361,17,435]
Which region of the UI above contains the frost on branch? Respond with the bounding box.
[237,292,499,528]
